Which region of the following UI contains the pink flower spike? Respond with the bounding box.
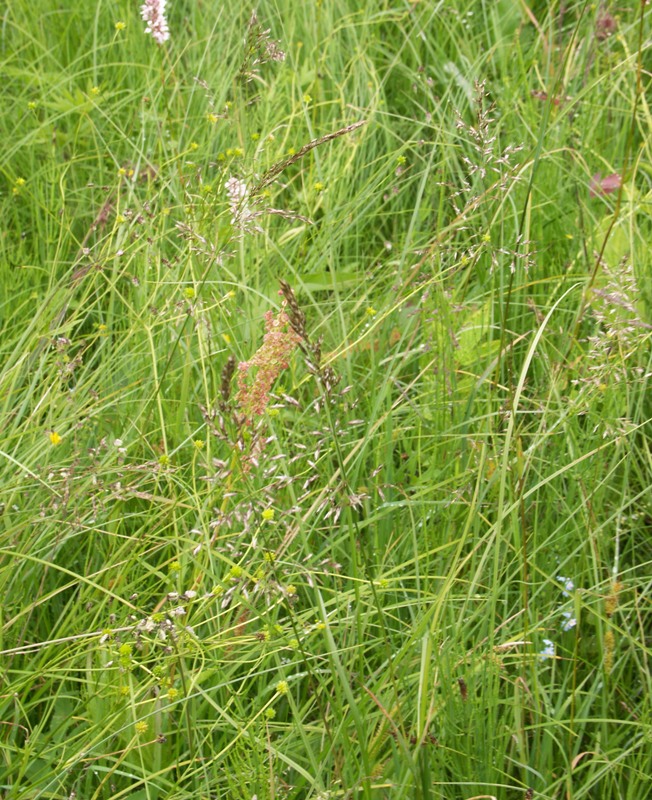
[141,0,170,44]
[589,172,621,198]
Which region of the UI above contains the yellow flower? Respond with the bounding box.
[193,439,205,449]
[114,21,126,31]
[90,86,100,97]
[275,680,289,695]
[189,141,199,151]
[207,112,218,124]
[302,93,312,104]
[262,508,275,521]
[314,181,325,192]
[134,721,149,735]
[49,432,62,446]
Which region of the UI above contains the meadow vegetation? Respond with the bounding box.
[0,1,651,798]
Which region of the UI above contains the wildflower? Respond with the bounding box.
[275,680,289,695]
[115,21,126,31]
[135,721,149,735]
[285,584,297,597]
[557,575,575,596]
[396,155,406,166]
[596,12,617,40]
[539,639,555,660]
[225,176,256,231]
[314,181,325,192]
[366,307,377,317]
[303,93,312,104]
[12,178,26,196]
[118,643,133,657]
[169,561,181,573]
[263,550,275,562]
[90,86,100,97]
[228,565,243,580]
[141,0,170,44]
[158,454,170,466]
[207,112,218,124]
[265,707,276,719]
[561,611,577,632]
[167,687,180,701]
[262,508,275,521]
[27,101,37,110]
[49,432,62,446]
[183,286,195,300]
[189,141,199,150]
[589,172,621,198]
[193,439,205,449]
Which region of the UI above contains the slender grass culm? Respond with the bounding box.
[1,2,651,799]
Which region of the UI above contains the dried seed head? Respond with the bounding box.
[220,355,236,408]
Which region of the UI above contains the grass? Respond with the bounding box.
[0,1,651,798]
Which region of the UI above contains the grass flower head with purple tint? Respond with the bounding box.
[141,0,170,44]
[236,305,302,423]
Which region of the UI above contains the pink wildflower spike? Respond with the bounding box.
[141,0,170,44]
[589,172,621,198]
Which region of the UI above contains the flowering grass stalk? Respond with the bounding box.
[236,305,302,423]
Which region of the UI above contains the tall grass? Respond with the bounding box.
[1,1,650,798]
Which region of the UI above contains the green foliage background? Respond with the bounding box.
[0,1,651,798]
